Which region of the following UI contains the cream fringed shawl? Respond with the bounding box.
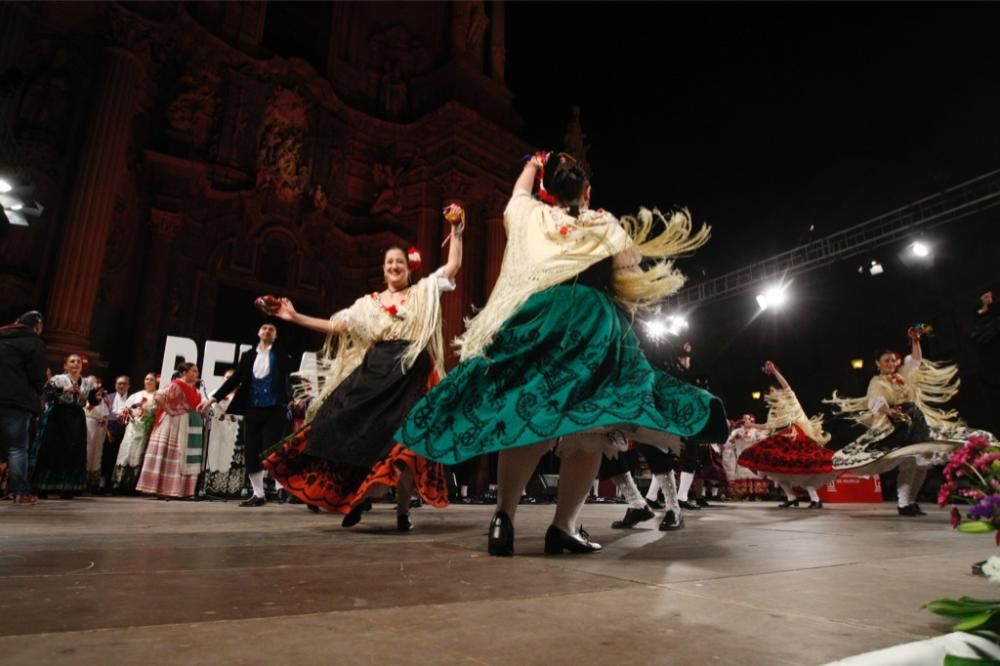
[456,192,711,361]
[764,388,831,445]
[302,271,449,422]
[824,357,962,432]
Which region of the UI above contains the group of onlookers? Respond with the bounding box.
[0,309,176,504]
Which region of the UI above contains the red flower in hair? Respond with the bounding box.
[406,247,422,272]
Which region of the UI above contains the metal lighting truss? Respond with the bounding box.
[667,168,1000,308]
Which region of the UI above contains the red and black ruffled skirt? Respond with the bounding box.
[737,423,835,476]
[263,341,448,514]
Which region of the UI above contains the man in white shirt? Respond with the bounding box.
[101,375,131,492]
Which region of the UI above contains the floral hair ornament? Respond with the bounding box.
[406,247,422,272]
[531,151,561,205]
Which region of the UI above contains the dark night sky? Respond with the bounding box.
[504,3,1000,427]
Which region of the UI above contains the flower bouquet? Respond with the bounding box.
[924,434,1000,639]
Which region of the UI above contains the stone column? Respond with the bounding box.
[482,215,505,296]
[489,1,506,81]
[0,3,33,159]
[0,3,31,75]
[222,2,267,47]
[45,47,143,358]
[132,209,180,375]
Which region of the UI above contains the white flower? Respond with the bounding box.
[982,556,1000,584]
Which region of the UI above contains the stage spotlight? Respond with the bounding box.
[869,260,884,276]
[665,314,689,336]
[756,283,789,311]
[0,178,11,194]
[751,391,762,400]
[644,319,668,343]
[911,241,930,258]
[850,358,864,370]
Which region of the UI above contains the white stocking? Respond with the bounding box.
[677,472,695,501]
[249,470,266,499]
[656,472,679,514]
[612,472,647,510]
[645,475,661,501]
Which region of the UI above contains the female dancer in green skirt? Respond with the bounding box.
[397,152,728,556]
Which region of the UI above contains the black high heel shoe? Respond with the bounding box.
[488,511,514,556]
[777,499,799,508]
[342,498,372,527]
[544,525,602,555]
[807,501,823,510]
[397,513,413,532]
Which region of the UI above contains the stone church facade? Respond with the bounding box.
[0,1,529,377]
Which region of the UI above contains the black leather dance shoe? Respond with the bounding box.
[488,511,515,556]
[239,496,267,507]
[659,510,684,531]
[777,499,800,508]
[897,503,927,517]
[646,498,665,510]
[543,525,602,555]
[807,501,823,510]
[695,497,712,508]
[678,500,701,511]
[397,513,413,532]
[611,506,656,529]
[342,498,372,527]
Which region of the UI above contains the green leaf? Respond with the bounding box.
[953,611,998,631]
[925,599,1000,616]
[944,656,1000,666]
[958,521,996,533]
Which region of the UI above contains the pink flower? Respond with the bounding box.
[974,453,1000,470]
[939,482,958,507]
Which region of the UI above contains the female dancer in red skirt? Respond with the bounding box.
[262,204,464,530]
[738,361,836,509]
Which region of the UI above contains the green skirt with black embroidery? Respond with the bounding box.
[396,284,728,465]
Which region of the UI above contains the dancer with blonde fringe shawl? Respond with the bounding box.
[737,361,838,509]
[825,326,996,516]
[261,204,465,531]
[397,151,728,556]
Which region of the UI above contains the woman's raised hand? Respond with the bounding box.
[443,203,466,232]
[274,297,297,321]
[762,360,777,376]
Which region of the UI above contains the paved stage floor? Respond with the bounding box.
[0,497,994,665]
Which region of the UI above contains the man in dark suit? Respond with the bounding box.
[210,322,292,507]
